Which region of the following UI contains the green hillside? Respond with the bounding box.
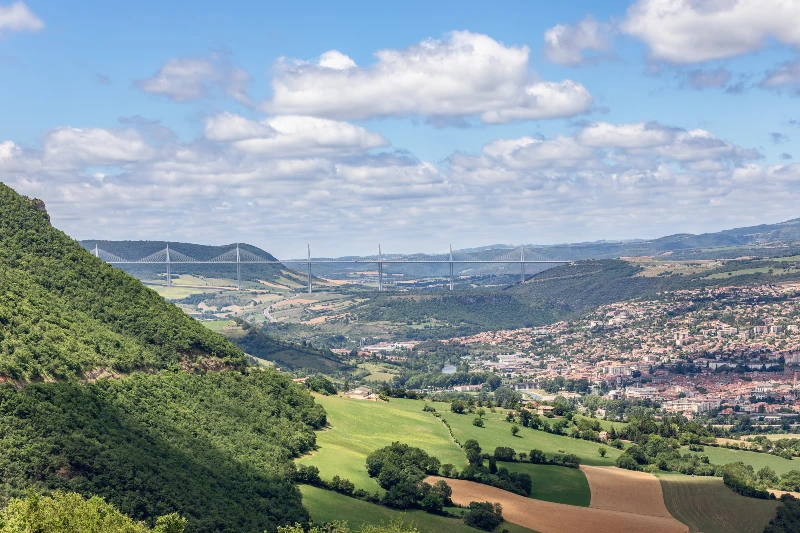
[0,183,331,532]
[352,257,800,340]
[0,183,245,380]
[0,371,325,532]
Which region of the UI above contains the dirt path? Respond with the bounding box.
[427,476,688,533]
[581,465,674,517]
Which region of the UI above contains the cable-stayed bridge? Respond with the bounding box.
[92,244,572,293]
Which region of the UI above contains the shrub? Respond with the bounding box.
[472,417,484,427]
[493,447,516,462]
[616,455,639,471]
[528,449,546,464]
[463,501,503,531]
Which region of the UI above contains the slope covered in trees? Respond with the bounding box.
[0,183,331,532]
[0,183,245,380]
[0,371,325,532]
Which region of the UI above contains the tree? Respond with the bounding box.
[0,492,186,533]
[463,502,503,531]
[494,387,521,409]
[598,446,607,458]
[529,449,546,464]
[472,417,484,427]
[451,400,467,414]
[477,407,486,419]
[464,440,483,466]
[493,447,515,462]
[511,424,520,437]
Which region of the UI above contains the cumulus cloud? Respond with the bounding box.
[42,127,155,167]
[543,16,613,66]
[136,52,252,105]
[265,31,593,124]
[0,2,43,34]
[3,115,796,256]
[621,0,800,64]
[576,121,678,148]
[230,115,390,158]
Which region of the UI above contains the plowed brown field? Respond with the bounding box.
[427,476,688,533]
[581,465,674,517]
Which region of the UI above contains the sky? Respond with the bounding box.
[1,0,800,257]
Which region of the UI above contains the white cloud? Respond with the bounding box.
[137,53,252,106]
[0,2,43,33]
[231,115,389,157]
[543,16,613,66]
[318,50,357,70]
[2,117,794,257]
[576,121,677,148]
[203,112,274,142]
[621,0,800,64]
[42,127,155,167]
[265,31,593,124]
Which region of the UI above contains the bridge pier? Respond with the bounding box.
[449,244,454,291]
[236,243,241,290]
[307,244,312,294]
[166,244,172,287]
[520,245,525,284]
[378,244,383,292]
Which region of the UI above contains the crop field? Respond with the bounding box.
[501,462,590,506]
[658,473,779,533]
[581,466,673,518]
[683,445,799,475]
[443,408,621,466]
[572,415,628,432]
[298,396,464,492]
[428,476,686,533]
[300,485,537,533]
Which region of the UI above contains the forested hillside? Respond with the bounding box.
[0,183,245,380]
[0,372,325,532]
[354,258,800,339]
[0,182,329,532]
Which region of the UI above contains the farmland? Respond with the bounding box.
[300,485,538,533]
[429,476,686,533]
[683,445,800,475]
[443,408,622,466]
[298,396,464,492]
[658,473,779,533]
[501,462,591,506]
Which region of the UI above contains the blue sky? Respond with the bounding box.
[1,0,800,256]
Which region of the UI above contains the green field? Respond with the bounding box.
[301,485,537,533]
[572,414,628,432]
[684,445,800,475]
[149,284,221,299]
[201,319,236,332]
[444,409,621,466]
[658,473,778,533]
[299,396,465,492]
[501,462,591,507]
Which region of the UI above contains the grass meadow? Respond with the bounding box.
[300,485,538,533]
[501,462,591,507]
[444,408,621,466]
[683,445,800,475]
[298,396,465,492]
